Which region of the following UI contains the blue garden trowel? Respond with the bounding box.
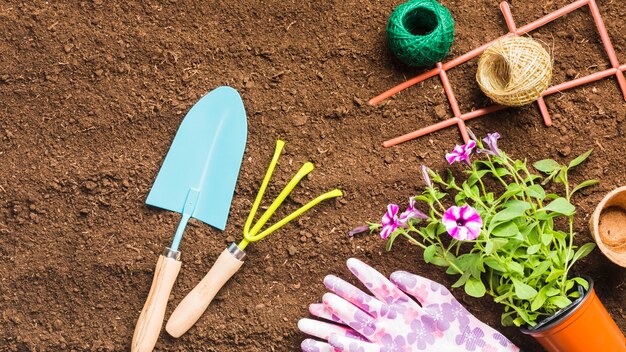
[131,86,247,352]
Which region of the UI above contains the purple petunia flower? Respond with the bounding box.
[381,204,401,239]
[467,128,478,141]
[421,165,432,187]
[445,140,476,165]
[442,205,482,240]
[399,198,428,226]
[482,132,501,157]
[348,225,370,237]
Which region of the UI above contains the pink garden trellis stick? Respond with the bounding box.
[371,0,626,147]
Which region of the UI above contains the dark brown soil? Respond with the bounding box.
[1,0,625,351]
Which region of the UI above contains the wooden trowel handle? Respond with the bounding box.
[132,249,182,352]
[166,243,245,338]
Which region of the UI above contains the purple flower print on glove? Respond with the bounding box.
[407,319,436,350]
[380,333,408,352]
[430,280,451,296]
[299,259,520,352]
[422,303,455,332]
[493,332,515,347]
[456,326,486,351]
[442,299,471,329]
[301,339,324,352]
[349,310,377,337]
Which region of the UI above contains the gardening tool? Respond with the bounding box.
[165,140,343,337]
[131,86,247,352]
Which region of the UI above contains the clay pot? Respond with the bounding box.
[521,277,625,352]
[589,186,626,267]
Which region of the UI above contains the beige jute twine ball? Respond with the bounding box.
[476,36,552,107]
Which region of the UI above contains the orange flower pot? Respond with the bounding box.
[521,278,626,352]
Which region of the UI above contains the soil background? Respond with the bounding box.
[1,0,625,351]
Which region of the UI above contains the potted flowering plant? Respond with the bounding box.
[365,132,625,351]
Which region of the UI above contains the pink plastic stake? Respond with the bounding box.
[372,0,625,147]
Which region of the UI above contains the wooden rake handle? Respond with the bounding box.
[131,249,182,352]
[166,244,245,338]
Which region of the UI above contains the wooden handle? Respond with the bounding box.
[166,247,244,338]
[131,253,182,352]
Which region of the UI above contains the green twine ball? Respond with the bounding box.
[386,0,455,67]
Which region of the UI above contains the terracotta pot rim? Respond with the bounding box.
[520,276,593,334]
[590,185,626,268]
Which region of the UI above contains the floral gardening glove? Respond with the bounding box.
[298,258,519,352]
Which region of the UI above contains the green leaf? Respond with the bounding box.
[511,305,535,326]
[465,277,486,297]
[455,192,467,204]
[492,238,509,252]
[533,159,561,173]
[549,295,573,309]
[541,231,553,246]
[546,287,560,297]
[512,278,538,299]
[494,167,511,177]
[531,289,548,311]
[528,261,551,279]
[423,221,439,239]
[572,277,590,291]
[468,170,489,187]
[484,257,506,272]
[452,271,471,288]
[489,200,531,229]
[525,184,546,200]
[568,149,593,168]
[430,250,456,267]
[555,167,568,185]
[415,195,431,203]
[501,311,516,327]
[571,179,599,195]
[423,244,437,264]
[462,182,477,199]
[526,244,541,255]
[429,256,449,267]
[541,197,575,216]
[485,239,494,255]
[507,261,524,275]
[491,222,518,238]
[571,243,595,263]
[499,183,523,200]
[385,230,402,251]
[546,269,564,283]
